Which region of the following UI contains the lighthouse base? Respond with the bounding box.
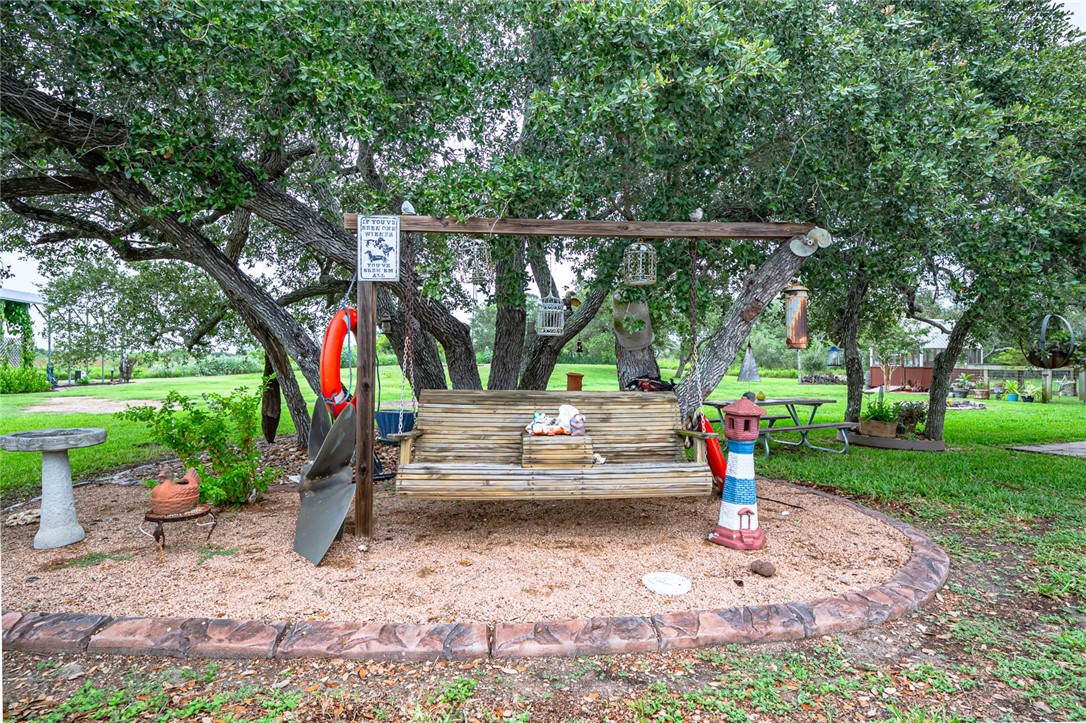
[708,524,765,551]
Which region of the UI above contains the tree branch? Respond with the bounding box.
[0,174,102,201]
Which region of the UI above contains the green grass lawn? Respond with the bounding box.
[3,365,1083,514]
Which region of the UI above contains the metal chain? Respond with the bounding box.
[688,239,705,421]
[398,231,417,435]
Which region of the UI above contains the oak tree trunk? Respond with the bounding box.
[926,302,981,441]
[518,287,608,390]
[676,240,809,419]
[488,237,528,390]
[841,271,869,423]
[615,339,661,389]
[377,287,447,393]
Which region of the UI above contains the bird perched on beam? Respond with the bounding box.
[689,208,704,222]
[401,200,416,215]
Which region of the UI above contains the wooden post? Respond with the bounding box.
[355,281,376,539]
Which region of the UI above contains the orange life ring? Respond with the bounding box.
[699,413,727,492]
[320,307,358,419]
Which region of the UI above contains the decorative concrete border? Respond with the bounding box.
[2,485,948,661]
[850,435,947,452]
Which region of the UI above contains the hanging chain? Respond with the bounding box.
[398,231,417,435]
[688,239,705,423]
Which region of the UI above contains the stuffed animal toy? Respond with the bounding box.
[554,404,580,435]
[525,411,549,435]
[570,413,586,436]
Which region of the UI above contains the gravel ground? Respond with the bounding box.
[1,441,908,624]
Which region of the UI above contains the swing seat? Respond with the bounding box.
[391,390,714,500]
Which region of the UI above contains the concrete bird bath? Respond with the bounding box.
[0,428,106,549]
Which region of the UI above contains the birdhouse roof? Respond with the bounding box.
[722,396,766,418]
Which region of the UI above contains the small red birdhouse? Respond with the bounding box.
[721,397,765,442]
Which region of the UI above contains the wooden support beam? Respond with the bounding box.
[343,214,814,240]
[355,281,376,539]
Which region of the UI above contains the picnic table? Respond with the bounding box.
[704,398,856,459]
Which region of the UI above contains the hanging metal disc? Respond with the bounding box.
[789,235,818,257]
[807,227,833,248]
[294,405,357,565]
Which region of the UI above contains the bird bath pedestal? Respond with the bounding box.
[0,428,106,549]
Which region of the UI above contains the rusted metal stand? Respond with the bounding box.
[139,504,216,563]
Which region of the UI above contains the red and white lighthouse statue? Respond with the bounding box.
[708,396,766,550]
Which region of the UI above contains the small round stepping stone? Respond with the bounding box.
[642,572,692,596]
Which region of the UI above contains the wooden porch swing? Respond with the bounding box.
[343,213,828,533]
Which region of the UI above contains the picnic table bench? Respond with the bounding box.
[391,390,715,499]
[705,398,857,459]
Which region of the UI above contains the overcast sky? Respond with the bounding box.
[4,1,1085,325]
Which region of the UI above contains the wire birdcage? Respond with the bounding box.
[623,241,657,286]
[467,238,492,286]
[536,294,565,336]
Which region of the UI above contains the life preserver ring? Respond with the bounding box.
[320,308,358,419]
[699,413,727,493]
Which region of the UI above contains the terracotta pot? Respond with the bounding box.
[859,418,898,438]
[150,468,201,515]
[974,389,990,400]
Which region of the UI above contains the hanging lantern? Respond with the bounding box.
[378,313,393,335]
[827,345,844,368]
[623,241,657,286]
[537,294,565,336]
[1024,314,1076,369]
[783,283,809,349]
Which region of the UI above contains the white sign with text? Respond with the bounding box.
[357,215,400,281]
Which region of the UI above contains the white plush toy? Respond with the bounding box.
[554,404,580,435]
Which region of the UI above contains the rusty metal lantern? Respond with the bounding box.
[1024,314,1076,369]
[623,241,657,286]
[783,283,809,349]
[536,294,565,336]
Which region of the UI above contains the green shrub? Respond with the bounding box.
[0,365,51,393]
[0,365,52,393]
[116,379,278,505]
[861,399,898,422]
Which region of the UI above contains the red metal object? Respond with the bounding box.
[784,283,809,350]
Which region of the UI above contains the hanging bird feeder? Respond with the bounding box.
[623,241,657,287]
[537,293,566,336]
[1024,314,1076,369]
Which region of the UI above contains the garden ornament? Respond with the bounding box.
[150,467,201,516]
[555,404,580,434]
[737,343,761,383]
[709,396,767,550]
[294,400,357,565]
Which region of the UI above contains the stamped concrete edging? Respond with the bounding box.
[1,484,949,661]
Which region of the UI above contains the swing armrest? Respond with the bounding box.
[389,429,424,467]
[387,430,425,442]
[674,429,717,440]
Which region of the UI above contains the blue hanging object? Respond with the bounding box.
[827,345,844,368]
[737,343,761,383]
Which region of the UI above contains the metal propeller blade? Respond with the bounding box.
[293,405,357,565]
[307,399,331,462]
